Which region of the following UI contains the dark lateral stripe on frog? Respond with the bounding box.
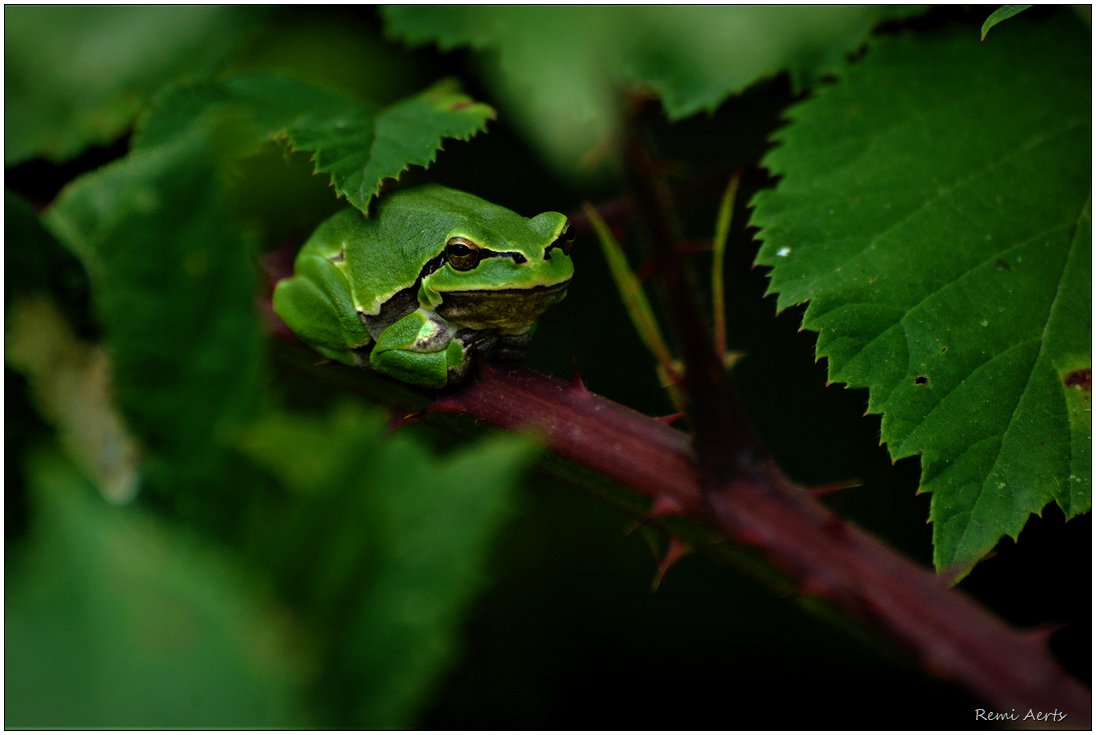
[357,249,556,339]
[417,247,532,279]
[357,251,449,338]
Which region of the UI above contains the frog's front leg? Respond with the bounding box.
[369,310,471,388]
[272,253,372,366]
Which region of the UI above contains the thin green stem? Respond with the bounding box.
[711,172,740,359]
[583,202,681,391]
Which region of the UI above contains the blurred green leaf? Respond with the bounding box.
[751,15,1090,572]
[6,451,309,728]
[135,75,494,213]
[240,404,538,727]
[981,5,1033,40]
[43,129,265,478]
[229,10,428,104]
[4,6,258,165]
[6,297,140,503]
[382,6,901,173]
[5,191,92,314]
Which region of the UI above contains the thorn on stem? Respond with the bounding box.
[649,494,685,519]
[655,411,687,426]
[569,359,592,397]
[652,536,691,591]
[428,395,465,415]
[808,478,863,498]
[388,408,423,432]
[1020,622,1064,649]
[624,495,686,536]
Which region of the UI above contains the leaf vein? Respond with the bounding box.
[948,204,1078,557]
[789,117,1086,300]
[818,224,1069,396]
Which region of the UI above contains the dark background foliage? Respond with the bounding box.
[6,5,1088,729]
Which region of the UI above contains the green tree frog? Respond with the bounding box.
[273,185,574,387]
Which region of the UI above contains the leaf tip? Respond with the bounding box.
[938,563,972,587]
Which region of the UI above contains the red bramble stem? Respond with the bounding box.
[431,95,1089,721]
[431,364,1089,722]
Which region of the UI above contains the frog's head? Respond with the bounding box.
[420,208,575,331]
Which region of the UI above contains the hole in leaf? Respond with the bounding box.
[1064,368,1091,391]
[914,375,930,386]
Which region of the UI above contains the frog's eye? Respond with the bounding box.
[445,237,482,271]
[546,223,574,258]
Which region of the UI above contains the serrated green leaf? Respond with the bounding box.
[239,404,538,727]
[7,451,308,728]
[383,6,904,173]
[43,130,265,472]
[135,75,494,213]
[981,5,1033,40]
[335,81,496,209]
[4,6,256,165]
[751,16,1091,573]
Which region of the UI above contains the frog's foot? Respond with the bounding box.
[454,328,498,357]
[492,329,534,361]
[312,343,370,368]
[369,310,471,388]
[451,327,531,365]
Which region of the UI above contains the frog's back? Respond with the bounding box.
[305,185,538,315]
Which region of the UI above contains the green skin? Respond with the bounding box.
[273,185,574,388]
